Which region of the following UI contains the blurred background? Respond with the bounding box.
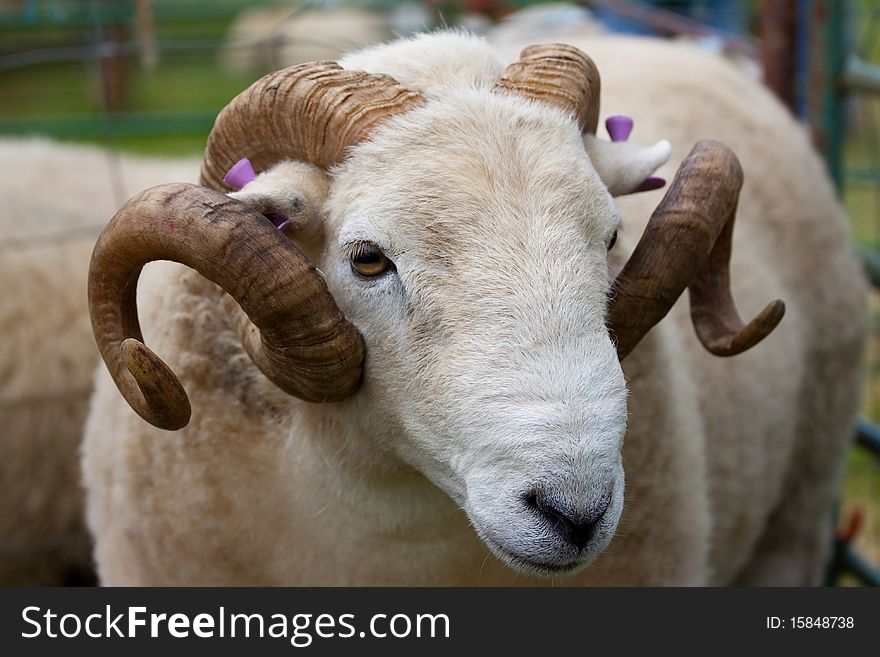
[1,0,878,586]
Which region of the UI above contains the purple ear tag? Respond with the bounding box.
[223,158,290,230]
[605,115,666,193]
[223,157,256,190]
[606,115,633,142]
[634,176,665,192]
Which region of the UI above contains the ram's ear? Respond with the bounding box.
[227,160,330,246]
[583,135,671,197]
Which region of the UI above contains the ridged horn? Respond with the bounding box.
[608,140,785,360]
[201,61,422,189]
[494,43,601,133]
[89,184,366,430]
[90,63,422,430]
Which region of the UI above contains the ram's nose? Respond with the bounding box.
[524,489,611,549]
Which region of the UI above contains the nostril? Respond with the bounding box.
[523,490,611,550]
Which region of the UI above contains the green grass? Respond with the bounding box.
[0,7,254,157]
[0,54,253,156]
[841,447,880,566]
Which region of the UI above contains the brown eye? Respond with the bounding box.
[608,230,618,251]
[350,243,394,278]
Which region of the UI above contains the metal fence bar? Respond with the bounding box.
[845,53,880,94]
[760,0,799,111]
[831,541,880,586]
[0,32,340,72]
[856,417,880,457]
[0,0,294,29]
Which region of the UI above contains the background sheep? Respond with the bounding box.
[82,31,866,585]
[219,5,392,74]
[0,138,198,585]
[488,2,606,51]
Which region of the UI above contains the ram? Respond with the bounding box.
[0,138,198,585]
[83,32,865,585]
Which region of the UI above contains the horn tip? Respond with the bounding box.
[706,298,786,357]
[760,298,786,335]
[121,338,192,430]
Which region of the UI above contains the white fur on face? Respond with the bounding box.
[313,89,629,576]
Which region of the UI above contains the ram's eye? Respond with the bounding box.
[608,230,618,251]
[350,243,394,278]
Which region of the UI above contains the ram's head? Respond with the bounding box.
[89,44,783,576]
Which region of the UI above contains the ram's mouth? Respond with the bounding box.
[503,553,586,577]
[483,538,590,578]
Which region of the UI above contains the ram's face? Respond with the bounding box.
[321,90,627,576]
[91,40,773,581]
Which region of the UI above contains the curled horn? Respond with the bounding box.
[201,62,421,188]
[497,45,783,358]
[89,64,422,430]
[495,43,601,134]
[608,140,785,359]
